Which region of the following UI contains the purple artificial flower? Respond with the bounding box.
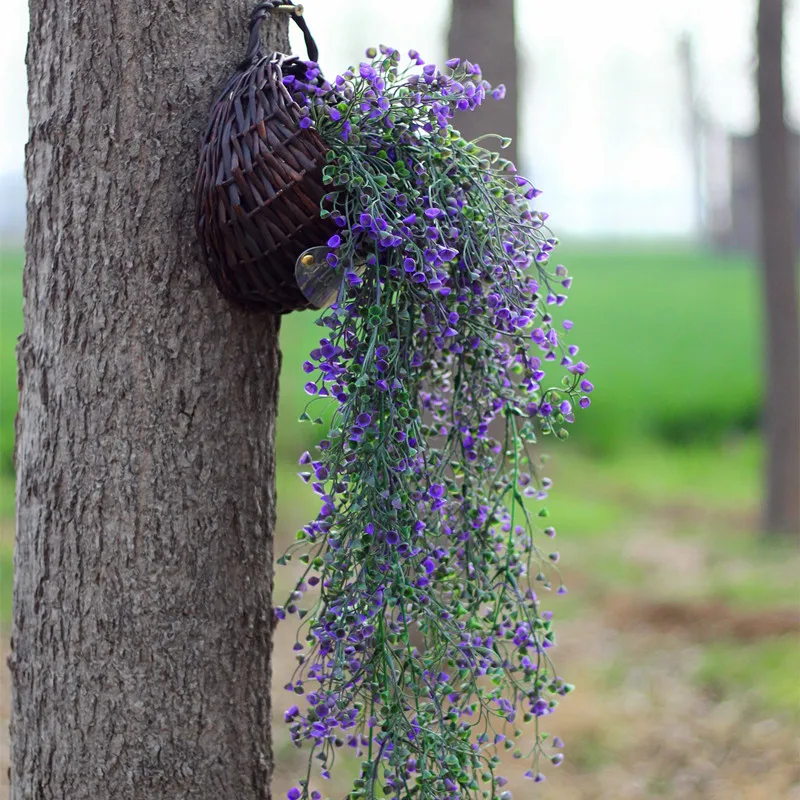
[276,44,592,800]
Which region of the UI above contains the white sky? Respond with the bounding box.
[1,0,799,236]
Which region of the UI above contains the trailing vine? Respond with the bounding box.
[276,46,593,800]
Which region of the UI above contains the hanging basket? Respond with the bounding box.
[194,1,336,314]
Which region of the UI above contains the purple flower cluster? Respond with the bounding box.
[276,46,592,800]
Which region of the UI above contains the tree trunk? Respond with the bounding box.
[756,0,800,536]
[11,3,285,797]
[447,0,519,167]
[446,0,519,455]
[677,33,706,241]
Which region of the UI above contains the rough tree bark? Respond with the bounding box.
[447,0,519,167]
[756,0,800,536]
[11,2,286,797]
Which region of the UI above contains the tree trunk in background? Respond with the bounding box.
[677,34,706,241]
[11,3,284,797]
[446,0,519,456]
[756,0,800,536]
[447,0,519,167]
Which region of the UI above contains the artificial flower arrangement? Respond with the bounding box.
[276,48,593,800]
[196,6,593,799]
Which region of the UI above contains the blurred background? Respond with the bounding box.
[1,1,799,798]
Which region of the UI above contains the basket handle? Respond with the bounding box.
[245,1,319,64]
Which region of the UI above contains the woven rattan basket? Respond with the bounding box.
[195,1,336,313]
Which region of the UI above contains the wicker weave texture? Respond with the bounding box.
[195,46,335,314]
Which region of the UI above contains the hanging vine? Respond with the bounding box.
[273,46,593,800]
